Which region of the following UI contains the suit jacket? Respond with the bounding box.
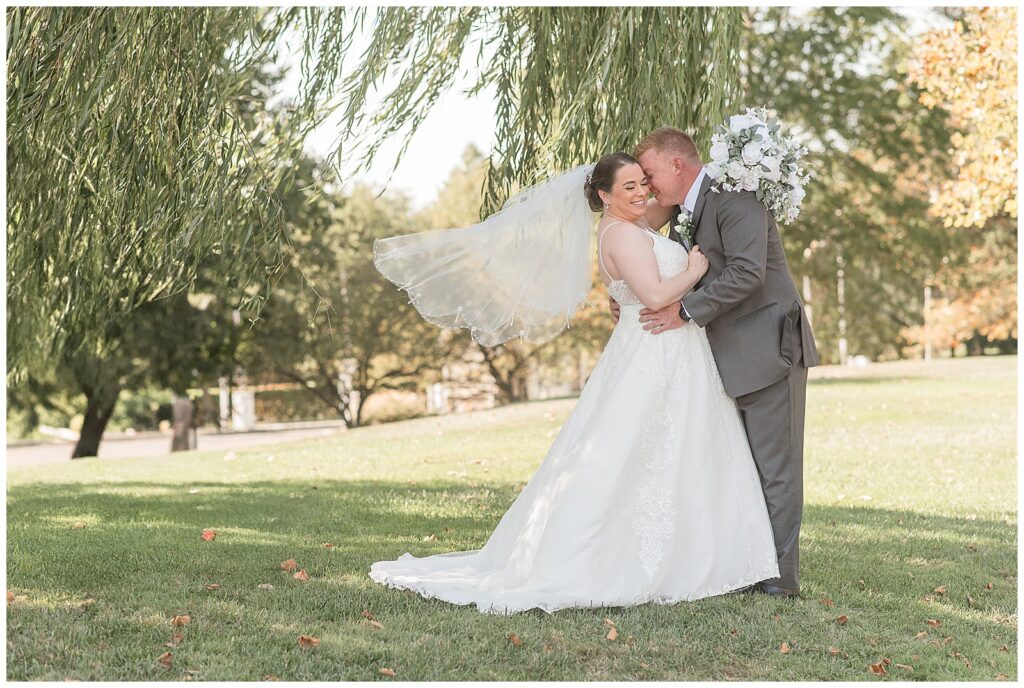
[672,175,820,398]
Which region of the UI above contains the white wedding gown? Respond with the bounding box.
[369,226,780,614]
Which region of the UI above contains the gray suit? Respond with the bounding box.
[672,174,820,590]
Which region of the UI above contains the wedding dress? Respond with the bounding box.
[369,221,780,615]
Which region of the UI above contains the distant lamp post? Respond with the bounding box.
[923,282,933,362]
[837,250,847,365]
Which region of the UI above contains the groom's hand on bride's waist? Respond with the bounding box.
[608,296,621,324]
[639,302,686,335]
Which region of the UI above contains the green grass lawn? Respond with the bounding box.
[6,356,1017,680]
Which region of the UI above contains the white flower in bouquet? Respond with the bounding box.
[741,141,765,166]
[729,112,759,132]
[709,138,730,163]
[705,106,811,226]
[726,160,746,182]
[760,155,782,182]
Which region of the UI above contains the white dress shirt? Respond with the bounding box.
[681,166,709,216]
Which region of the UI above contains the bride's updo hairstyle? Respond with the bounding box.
[583,152,638,212]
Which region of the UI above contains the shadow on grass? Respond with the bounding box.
[6,479,1018,680]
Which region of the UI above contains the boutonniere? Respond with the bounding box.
[673,211,694,246]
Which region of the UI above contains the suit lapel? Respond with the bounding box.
[667,204,682,243]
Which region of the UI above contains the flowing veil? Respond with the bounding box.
[372,164,596,347]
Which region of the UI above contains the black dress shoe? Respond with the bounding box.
[758,582,800,598]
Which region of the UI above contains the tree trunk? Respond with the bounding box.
[71,384,121,458]
[171,394,196,452]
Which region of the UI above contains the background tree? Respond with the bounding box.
[742,7,955,362]
[321,7,744,213]
[908,7,1017,228]
[901,7,1017,356]
[239,160,450,427]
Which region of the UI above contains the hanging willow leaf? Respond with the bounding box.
[314,7,743,215]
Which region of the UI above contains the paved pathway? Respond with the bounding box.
[6,422,347,470]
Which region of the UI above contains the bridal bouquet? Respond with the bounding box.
[705,107,810,225]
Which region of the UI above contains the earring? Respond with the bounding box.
[604,203,610,209]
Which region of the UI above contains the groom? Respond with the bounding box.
[613,126,820,597]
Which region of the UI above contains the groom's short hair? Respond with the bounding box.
[634,127,702,164]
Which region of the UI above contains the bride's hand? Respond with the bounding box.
[687,246,709,277]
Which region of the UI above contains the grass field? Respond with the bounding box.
[6,356,1017,680]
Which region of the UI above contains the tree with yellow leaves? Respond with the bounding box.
[909,7,1017,228]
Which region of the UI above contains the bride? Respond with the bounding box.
[368,153,780,615]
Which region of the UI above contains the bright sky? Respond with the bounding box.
[280,6,952,210]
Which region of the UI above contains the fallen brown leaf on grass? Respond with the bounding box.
[894,663,913,671]
[998,645,1009,652]
[369,620,383,630]
[361,610,374,620]
[73,522,87,529]
[966,543,978,551]
[828,646,840,655]
[606,627,619,641]
[508,633,522,647]
[950,651,972,668]
[780,642,791,654]
[201,529,216,541]
[926,619,942,628]
[379,668,396,677]
[772,614,781,622]
[298,635,319,650]
[995,673,1008,681]
[857,579,865,589]
[165,633,185,648]
[6,591,13,603]
[836,615,849,625]
[933,585,947,595]
[914,631,928,640]
[985,582,994,590]
[293,569,309,581]
[967,593,976,608]
[280,559,298,573]
[603,618,616,627]
[868,662,887,675]
[422,534,437,542]
[158,651,173,668]
[171,615,190,627]
[820,597,835,607]
[323,543,335,550]
[729,629,739,637]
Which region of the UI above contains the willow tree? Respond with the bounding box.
[324,7,744,214]
[7,6,742,390]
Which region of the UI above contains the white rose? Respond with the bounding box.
[726,160,746,181]
[709,139,729,162]
[753,125,772,144]
[729,113,757,133]
[741,141,764,166]
[760,155,781,181]
[741,171,760,192]
[788,187,806,205]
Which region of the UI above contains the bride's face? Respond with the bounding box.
[599,163,650,221]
